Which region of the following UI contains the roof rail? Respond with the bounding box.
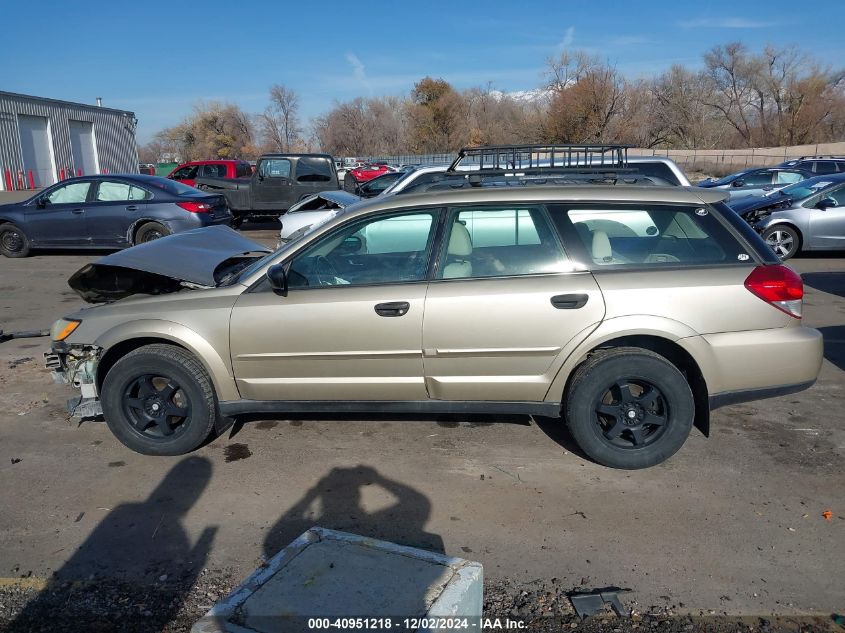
[795,155,845,160]
[447,144,630,175]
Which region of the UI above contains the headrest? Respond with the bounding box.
[448,222,473,257]
[592,230,612,262]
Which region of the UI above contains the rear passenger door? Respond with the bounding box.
[421,204,605,402]
[86,180,152,246]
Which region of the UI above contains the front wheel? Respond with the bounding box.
[762,225,800,260]
[0,223,31,257]
[100,344,219,455]
[564,347,694,469]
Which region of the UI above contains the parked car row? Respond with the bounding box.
[702,155,845,260]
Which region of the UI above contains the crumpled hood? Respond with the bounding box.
[727,193,791,217]
[68,225,270,303]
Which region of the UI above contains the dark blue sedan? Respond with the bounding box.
[0,174,232,257]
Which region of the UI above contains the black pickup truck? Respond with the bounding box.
[194,153,339,226]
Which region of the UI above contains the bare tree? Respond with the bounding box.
[260,84,302,152]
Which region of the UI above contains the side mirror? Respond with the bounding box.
[267,264,287,296]
[36,197,49,209]
[732,179,745,188]
[817,197,837,210]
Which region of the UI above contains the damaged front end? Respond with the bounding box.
[44,342,103,419]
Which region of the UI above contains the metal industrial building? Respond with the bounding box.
[0,91,138,191]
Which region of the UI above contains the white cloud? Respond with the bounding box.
[345,52,371,92]
[559,26,575,48]
[678,18,777,29]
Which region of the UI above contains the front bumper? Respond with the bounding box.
[44,342,103,419]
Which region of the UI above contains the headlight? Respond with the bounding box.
[51,318,81,341]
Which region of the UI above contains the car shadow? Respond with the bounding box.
[263,465,445,558]
[531,415,593,462]
[817,326,845,372]
[231,411,530,436]
[6,456,215,632]
[238,219,281,231]
[802,271,845,299]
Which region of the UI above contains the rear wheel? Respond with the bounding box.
[101,344,219,455]
[134,221,170,244]
[0,223,31,258]
[762,225,800,260]
[564,347,694,469]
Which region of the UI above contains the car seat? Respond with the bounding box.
[442,222,473,278]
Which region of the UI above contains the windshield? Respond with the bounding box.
[710,172,746,186]
[779,178,836,200]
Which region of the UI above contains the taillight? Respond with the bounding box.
[177,201,212,213]
[744,265,803,318]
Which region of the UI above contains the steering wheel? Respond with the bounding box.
[314,255,341,286]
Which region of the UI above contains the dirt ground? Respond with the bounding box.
[0,219,843,632]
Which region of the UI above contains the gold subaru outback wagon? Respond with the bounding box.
[46,155,823,469]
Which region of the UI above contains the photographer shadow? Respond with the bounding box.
[263,465,444,559]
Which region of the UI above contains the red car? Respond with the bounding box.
[348,163,392,184]
[167,160,252,187]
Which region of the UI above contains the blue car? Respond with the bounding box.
[0,174,232,258]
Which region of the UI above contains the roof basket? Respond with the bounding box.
[447,144,630,175]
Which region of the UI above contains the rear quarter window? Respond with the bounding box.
[295,157,334,183]
[550,203,754,268]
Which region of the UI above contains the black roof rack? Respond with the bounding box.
[447,144,630,176]
[795,155,845,160]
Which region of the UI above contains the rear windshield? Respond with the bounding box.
[144,177,201,196]
[552,203,753,268]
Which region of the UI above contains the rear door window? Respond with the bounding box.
[436,206,571,279]
[553,204,751,267]
[201,164,227,178]
[95,181,150,201]
[813,161,838,174]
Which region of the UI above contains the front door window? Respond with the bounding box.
[287,211,438,288]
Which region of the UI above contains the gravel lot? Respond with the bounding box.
[0,217,843,632]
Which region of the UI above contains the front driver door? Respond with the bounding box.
[229,208,440,402]
[24,180,93,246]
[253,158,295,211]
[807,184,845,249]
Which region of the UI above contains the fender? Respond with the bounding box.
[94,318,240,401]
[543,315,700,402]
[126,217,176,245]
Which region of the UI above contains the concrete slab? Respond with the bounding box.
[192,527,483,633]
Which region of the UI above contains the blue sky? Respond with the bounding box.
[3,0,843,143]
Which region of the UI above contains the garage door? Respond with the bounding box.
[69,120,98,177]
[18,114,56,187]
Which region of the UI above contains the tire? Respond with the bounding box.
[564,347,694,469]
[762,225,800,260]
[230,216,245,230]
[100,344,219,456]
[134,221,171,244]
[0,223,31,258]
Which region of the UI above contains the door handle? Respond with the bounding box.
[374,301,410,317]
[71,208,84,214]
[551,294,589,309]
[126,205,138,211]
